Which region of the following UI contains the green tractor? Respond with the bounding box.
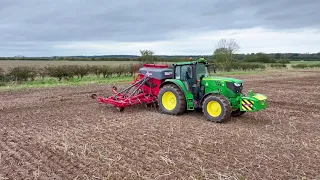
[158,58,268,122]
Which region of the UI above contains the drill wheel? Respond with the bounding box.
[116,107,124,112]
[91,94,97,99]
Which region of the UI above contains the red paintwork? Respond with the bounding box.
[93,63,168,109]
[96,92,157,108]
[143,64,168,68]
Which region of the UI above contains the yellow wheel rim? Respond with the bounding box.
[162,91,177,110]
[206,101,222,117]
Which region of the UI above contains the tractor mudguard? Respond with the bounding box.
[160,79,194,110]
[240,91,268,112]
[160,79,187,93]
[199,91,221,106]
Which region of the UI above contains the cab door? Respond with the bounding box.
[174,64,195,92]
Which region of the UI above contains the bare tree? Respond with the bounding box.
[216,39,240,53]
[139,49,155,63]
[213,39,240,63]
[140,49,154,56]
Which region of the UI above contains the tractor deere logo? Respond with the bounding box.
[205,82,208,86]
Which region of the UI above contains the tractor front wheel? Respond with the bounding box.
[202,95,231,123]
[158,84,186,115]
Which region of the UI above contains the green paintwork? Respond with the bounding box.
[162,57,268,113]
[175,57,206,66]
[201,77,241,98]
[200,76,268,112]
[175,62,194,66]
[202,76,243,83]
[240,91,268,112]
[161,79,195,110]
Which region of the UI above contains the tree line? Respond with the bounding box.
[0,51,319,62]
[1,38,319,85]
[0,62,318,86]
[0,62,268,84]
[0,64,145,83]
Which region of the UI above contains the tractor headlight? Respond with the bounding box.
[226,82,243,94]
[234,83,242,87]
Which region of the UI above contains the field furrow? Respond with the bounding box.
[0,70,320,179]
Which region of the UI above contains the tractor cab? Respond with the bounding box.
[172,58,210,102]
[173,59,209,82]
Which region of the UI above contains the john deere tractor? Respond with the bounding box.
[158,58,268,122]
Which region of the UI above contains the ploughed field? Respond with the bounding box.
[0,70,319,179]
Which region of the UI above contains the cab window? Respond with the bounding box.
[196,63,207,80]
[175,66,181,79]
[181,65,193,80]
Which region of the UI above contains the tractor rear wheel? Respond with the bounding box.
[158,84,186,115]
[202,95,231,123]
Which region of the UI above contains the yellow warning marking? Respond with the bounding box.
[242,99,254,111]
[244,99,251,105]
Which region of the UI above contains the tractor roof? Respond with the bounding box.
[174,58,207,66]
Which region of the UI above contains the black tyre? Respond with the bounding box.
[231,108,246,117]
[202,95,231,122]
[231,93,247,117]
[158,84,186,115]
[195,107,202,112]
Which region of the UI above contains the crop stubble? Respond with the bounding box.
[0,70,320,179]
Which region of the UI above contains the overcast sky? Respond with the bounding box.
[0,0,319,56]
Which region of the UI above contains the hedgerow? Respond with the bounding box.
[270,63,287,69]
[215,62,266,72]
[112,65,125,77]
[292,64,308,69]
[99,65,112,78]
[0,67,6,85]
[7,66,38,81]
[0,67,4,80]
[89,65,103,77]
[292,63,320,69]
[308,64,320,68]
[0,61,291,85]
[37,68,48,79]
[72,65,91,78]
[124,63,143,76]
[45,66,71,81]
[276,59,290,64]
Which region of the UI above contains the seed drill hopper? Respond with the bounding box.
[91,58,268,122]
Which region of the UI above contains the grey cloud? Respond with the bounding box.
[253,0,320,29]
[0,0,319,56]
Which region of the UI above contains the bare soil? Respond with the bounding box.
[0,70,320,180]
